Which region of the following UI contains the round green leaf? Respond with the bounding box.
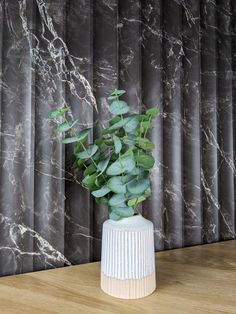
[84,163,97,176]
[77,128,91,141]
[95,197,108,205]
[97,156,110,175]
[108,194,127,207]
[48,107,69,119]
[111,206,134,217]
[92,186,110,198]
[48,108,61,119]
[106,154,135,176]
[107,176,126,194]
[82,173,97,189]
[140,121,153,133]
[146,107,160,117]
[137,138,155,150]
[109,211,121,220]
[124,135,137,147]
[62,136,80,144]
[135,153,155,169]
[77,158,85,169]
[127,195,146,207]
[110,100,129,115]
[107,119,127,132]
[127,177,150,195]
[113,134,122,154]
[110,117,122,126]
[62,128,91,144]
[56,119,78,133]
[77,144,98,159]
[123,115,140,133]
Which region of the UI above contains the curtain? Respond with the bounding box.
[0,0,235,276]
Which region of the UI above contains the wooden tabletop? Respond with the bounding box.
[0,240,235,314]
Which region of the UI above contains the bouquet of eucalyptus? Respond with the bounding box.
[49,89,159,220]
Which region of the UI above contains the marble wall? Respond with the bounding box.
[0,0,235,276]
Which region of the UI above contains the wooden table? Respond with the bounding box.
[0,241,235,314]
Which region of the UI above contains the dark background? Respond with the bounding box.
[0,0,235,276]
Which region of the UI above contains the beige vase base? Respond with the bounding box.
[101,271,156,299]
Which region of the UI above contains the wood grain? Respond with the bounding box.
[0,241,235,314]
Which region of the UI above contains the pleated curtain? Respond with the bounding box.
[0,0,235,276]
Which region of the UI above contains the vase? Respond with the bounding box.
[100,214,156,299]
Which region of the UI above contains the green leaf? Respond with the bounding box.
[110,100,129,115]
[110,117,122,126]
[135,153,155,169]
[48,108,61,119]
[137,138,155,150]
[111,206,134,217]
[140,121,153,133]
[107,176,126,194]
[62,128,91,144]
[82,173,97,190]
[84,163,97,176]
[97,156,110,175]
[48,107,69,119]
[104,139,114,146]
[106,154,135,175]
[108,194,127,207]
[108,95,118,100]
[77,158,86,169]
[109,211,121,220]
[146,107,160,117]
[139,114,150,122]
[95,175,104,188]
[123,174,136,184]
[123,135,137,147]
[77,128,91,141]
[94,138,104,147]
[56,119,78,133]
[95,197,108,205]
[62,136,80,144]
[127,176,150,195]
[102,128,117,135]
[127,195,147,207]
[73,138,86,154]
[110,89,126,97]
[123,115,140,133]
[77,144,98,159]
[92,186,110,198]
[113,134,122,154]
[104,120,127,134]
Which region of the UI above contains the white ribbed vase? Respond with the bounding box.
[100,214,156,299]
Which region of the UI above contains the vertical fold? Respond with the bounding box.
[64,0,93,264]
[217,0,235,240]
[93,0,119,260]
[141,0,164,250]
[0,0,35,275]
[233,0,236,237]
[118,0,141,112]
[182,1,202,246]
[201,0,219,243]
[162,0,183,249]
[33,0,65,270]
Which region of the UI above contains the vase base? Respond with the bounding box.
[101,271,156,299]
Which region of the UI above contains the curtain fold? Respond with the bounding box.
[0,0,235,276]
[201,0,219,243]
[162,0,183,249]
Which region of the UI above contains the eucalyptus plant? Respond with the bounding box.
[48,89,159,220]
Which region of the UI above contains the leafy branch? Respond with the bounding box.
[48,89,160,220]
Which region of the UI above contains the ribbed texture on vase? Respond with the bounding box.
[101,271,156,299]
[100,215,156,299]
